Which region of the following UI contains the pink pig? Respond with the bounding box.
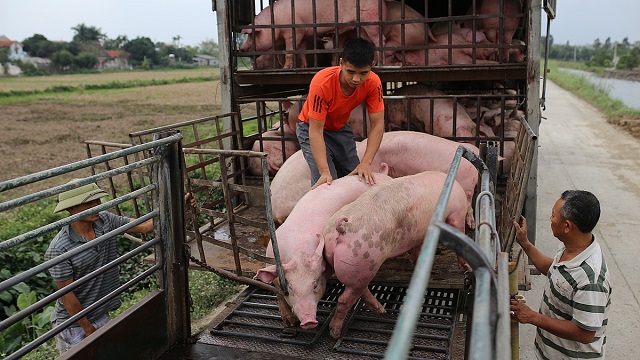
[398,26,497,66]
[320,171,469,338]
[255,168,391,329]
[357,131,480,227]
[239,0,387,69]
[386,84,495,139]
[270,150,310,225]
[248,125,300,176]
[271,131,483,226]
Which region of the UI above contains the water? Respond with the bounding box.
[558,68,640,110]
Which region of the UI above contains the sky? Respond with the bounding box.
[0,0,638,48]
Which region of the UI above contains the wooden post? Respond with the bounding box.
[509,261,519,360]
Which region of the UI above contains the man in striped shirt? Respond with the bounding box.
[45,180,194,353]
[511,190,611,359]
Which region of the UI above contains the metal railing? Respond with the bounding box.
[0,133,188,359]
[384,145,511,360]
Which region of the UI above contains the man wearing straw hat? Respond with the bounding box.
[45,180,193,353]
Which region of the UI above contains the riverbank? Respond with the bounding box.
[602,69,640,82]
[548,60,640,139]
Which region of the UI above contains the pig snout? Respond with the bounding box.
[299,317,319,330]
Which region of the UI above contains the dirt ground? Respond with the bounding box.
[0,81,223,191]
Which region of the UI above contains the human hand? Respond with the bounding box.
[510,299,536,324]
[349,162,376,185]
[83,324,97,336]
[457,255,472,271]
[184,192,196,208]
[513,215,529,246]
[311,171,333,190]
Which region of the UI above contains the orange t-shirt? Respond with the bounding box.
[299,66,384,131]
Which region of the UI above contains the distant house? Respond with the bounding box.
[98,50,130,70]
[24,56,51,69]
[192,54,219,66]
[0,35,26,61]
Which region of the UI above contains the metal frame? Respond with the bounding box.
[385,145,511,360]
[0,133,188,360]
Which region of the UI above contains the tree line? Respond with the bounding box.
[542,35,640,70]
[0,23,219,74]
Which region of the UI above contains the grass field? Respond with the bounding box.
[0,68,218,92]
[0,69,224,187]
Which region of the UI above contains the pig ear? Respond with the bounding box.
[241,28,252,35]
[427,27,437,42]
[282,100,293,112]
[255,265,278,283]
[455,125,474,139]
[475,30,488,43]
[314,234,325,258]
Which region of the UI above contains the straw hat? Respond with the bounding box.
[54,180,108,213]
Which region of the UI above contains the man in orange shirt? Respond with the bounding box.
[297,37,385,189]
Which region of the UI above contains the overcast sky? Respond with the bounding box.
[1,0,638,47]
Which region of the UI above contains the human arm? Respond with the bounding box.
[55,278,96,336]
[349,110,384,184]
[513,215,553,275]
[510,300,596,343]
[309,116,333,190]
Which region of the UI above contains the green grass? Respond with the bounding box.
[0,76,217,99]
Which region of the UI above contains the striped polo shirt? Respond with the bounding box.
[45,211,131,326]
[535,236,611,360]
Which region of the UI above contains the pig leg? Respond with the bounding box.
[330,286,365,339]
[283,29,307,68]
[360,288,386,314]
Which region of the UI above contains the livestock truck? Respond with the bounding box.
[0,0,555,359]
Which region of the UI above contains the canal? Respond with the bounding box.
[558,68,640,110]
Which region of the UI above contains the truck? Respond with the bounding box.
[0,0,555,359]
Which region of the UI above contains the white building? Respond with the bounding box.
[0,35,26,61]
[192,54,219,66]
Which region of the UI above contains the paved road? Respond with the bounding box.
[518,81,640,358]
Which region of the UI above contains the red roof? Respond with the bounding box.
[105,50,128,58]
[0,40,17,47]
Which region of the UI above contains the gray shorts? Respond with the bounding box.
[53,313,109,353]
[296,121,360,185]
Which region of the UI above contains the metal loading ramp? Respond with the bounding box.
[197,282,464,360]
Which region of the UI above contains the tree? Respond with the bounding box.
[51,50,74,71]
[71,23,105,43]
[593,38,601,51]
[74,52,99,69]
[104,35,129,50]
[172,35,182,48]
[123,37,159,65]
[0,47,9,64]
[21,34,58,58]
[198,38,219,57]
